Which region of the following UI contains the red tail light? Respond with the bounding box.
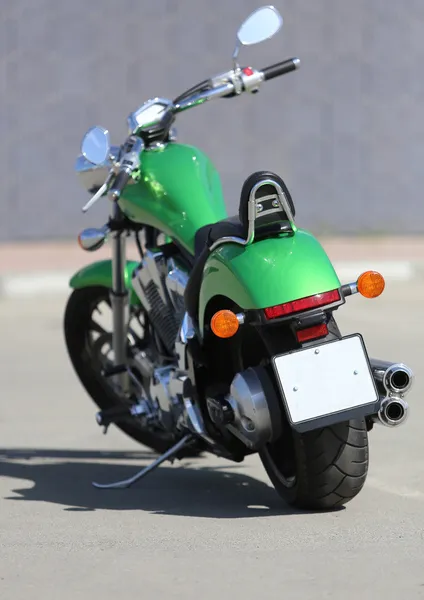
[296,323,328,343]
[264,289,340,320]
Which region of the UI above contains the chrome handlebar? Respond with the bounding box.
[81,59,300,213]
[174,81,236,113]
[174,58,300,114]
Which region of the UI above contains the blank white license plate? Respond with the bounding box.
[272,334,379,432]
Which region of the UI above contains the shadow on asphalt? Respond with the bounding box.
[0,447,342,518]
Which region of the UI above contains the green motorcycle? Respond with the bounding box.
[65,5,414,509]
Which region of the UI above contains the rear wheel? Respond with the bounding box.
[64,286,201,457]
[259,418,369,510]
[259,316,369,510]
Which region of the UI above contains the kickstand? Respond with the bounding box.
[92,434,194,490]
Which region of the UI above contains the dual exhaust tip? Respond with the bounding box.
[369,359,413,427]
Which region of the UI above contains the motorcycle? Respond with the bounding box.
[65,5,414,509]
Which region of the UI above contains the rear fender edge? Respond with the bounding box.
[198,231,341,338]
[69,259,141,305]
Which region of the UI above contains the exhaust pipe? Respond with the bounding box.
[369,359,414,395]
[371,396,409,427]
[368,359,413,427]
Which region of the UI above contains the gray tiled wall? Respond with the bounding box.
[2,0,424,242]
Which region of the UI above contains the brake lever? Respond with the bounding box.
[81,170,114,213]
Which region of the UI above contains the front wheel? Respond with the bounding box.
[260,418,369,510]
[63,286,201,457]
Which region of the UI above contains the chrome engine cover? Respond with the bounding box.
[224,367,282,450]
[131,249,192,432]
[132,250,189,354]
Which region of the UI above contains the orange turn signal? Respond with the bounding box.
[357,270,385,298]
[210,310,240,338]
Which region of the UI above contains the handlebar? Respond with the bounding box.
[109,169,132,200]
[174,82,235,112]
[109,137,144,201]
[81,57,300,213]
[261,58,300,81]
[174,57,300,113]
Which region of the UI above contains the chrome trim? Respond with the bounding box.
[168,127,178,142]
[127,97,174,135]
[174,82,235,113]
[371,396,409,427]
[166,258,189,301]
[146,142,166,151]
[210,69,234,88]
[209,235,248,252]
[225,367,274,450]
[182,397,218,447]
[132,250,167,310]
[150,366,175,431]
[370,359,414,395]
[209,177,295,253]
[256,206,283,217]
[249,179,295,226]
[180,312,195,343]
[183,397,206,436]
[175,339,187,372]
[78,224,110,251]
[145,251,167,304]
[81,181,109,213]
[240,68,265,93]
[75,146,120,194]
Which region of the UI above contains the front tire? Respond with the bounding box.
[260,418,369,510]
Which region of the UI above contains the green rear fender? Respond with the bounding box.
[198,230,341,336]
[69,259,141,305]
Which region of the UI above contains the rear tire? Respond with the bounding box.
[260,418,369,510]
[259,316,369,510]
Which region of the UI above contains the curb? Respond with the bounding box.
[0,260,418,299]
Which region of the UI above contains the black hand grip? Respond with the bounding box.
[110,169,131,199]
[261,58,300,81]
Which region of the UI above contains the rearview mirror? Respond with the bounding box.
[233,5,283,64]
[81,126,111,165]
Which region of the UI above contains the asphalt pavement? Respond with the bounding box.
[0,283,423,599]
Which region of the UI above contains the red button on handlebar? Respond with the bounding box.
[242,67,254,76]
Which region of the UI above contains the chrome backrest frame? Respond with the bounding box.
[209,178,296,253]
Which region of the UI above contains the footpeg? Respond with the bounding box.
[95,403,148,428]
[92,433,194,489]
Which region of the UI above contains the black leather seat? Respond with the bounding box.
[184,170,296,322]
[193,215,245,259]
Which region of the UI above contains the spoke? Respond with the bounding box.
[89,319,107,336]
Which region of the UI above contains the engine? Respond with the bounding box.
[131,249,191,432]
[132,250,188,354]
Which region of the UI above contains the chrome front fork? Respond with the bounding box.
[110,203,130,394]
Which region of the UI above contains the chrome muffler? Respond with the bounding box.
[370,359,414,395]
[369,359,413,427]
[371,396,409,427]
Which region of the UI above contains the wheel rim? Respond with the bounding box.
[84,291,151,397]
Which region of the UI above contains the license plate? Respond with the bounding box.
[271,334,380,432]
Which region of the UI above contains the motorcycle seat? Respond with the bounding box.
[193,215,245,259]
